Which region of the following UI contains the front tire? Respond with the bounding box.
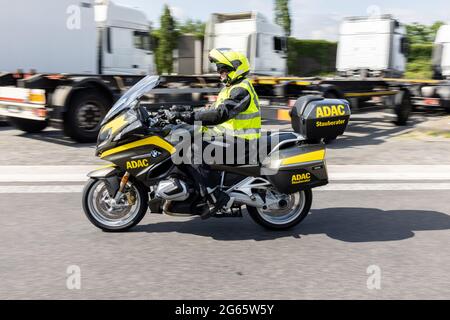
[82,178,148,232]
[247,190,313,230]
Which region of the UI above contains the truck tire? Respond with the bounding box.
[394,90,412,126]
[64,89,110,143]
[9,117,48,133]
[442,100,450,114]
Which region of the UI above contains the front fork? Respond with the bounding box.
[114,171,130,201]
[114,171,137,206]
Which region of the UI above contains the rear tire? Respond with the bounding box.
[64,89,110,143]
[9,117,48,133]
[247,190,313,230]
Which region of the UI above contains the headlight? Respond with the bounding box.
[97,127,112,146]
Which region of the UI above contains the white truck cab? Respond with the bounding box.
[0,0,154,142]
[0,0,154,75]
[336,15,408,78]
[95,0,153,75]
[203,12,287,76]
[433,24,450,79]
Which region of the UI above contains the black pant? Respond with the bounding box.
[184,136,257,191]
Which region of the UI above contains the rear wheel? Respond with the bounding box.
[247,189,312,230]
[9,117,48,133]
[82,178,148,232]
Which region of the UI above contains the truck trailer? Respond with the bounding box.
[0,0,154,142]
[336,15,408,78]
[0,8,415,143]
[203,12,287,76]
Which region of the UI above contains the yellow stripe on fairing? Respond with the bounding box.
[100,136,175,158]
[95,164,117,170]
[281,150,325,165]
[101,114,127,134]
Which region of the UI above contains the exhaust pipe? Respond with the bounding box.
[228,192,265,208]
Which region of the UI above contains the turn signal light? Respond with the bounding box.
[28,90,46,104]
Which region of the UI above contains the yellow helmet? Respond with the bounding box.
[208,48,250,85]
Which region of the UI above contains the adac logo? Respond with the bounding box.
[316,105,346,118]
[126,159,149,170]
[291,173,311,184]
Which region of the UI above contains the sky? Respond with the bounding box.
[119,0,450,41]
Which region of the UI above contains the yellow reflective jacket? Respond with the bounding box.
[206,79,261,140]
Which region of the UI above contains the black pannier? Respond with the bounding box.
[289,95,351,140]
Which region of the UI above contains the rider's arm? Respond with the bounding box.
[188,87,251,126]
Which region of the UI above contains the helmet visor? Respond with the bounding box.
[215,63,233,74]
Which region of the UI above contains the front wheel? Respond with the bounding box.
[247,190,313,230]
[82,178,148,232]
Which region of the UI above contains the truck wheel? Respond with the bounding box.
[394,90,412,126]
[64,89,110,143]
[9,117,48,133]
[442,100,450,114]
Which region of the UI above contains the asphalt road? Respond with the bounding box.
[1,109,450,299]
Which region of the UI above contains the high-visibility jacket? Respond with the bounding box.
[207,79,261,140]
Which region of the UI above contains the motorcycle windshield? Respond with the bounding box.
[101,75,160,125]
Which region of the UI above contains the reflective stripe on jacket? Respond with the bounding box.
[207,79,261,140]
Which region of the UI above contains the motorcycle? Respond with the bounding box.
[82,75,351,231]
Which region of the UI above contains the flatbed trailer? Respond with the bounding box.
[0,72,416,142]
[383,78,450,113]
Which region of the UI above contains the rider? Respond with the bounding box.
[169,48,262,219]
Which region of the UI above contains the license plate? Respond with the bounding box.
[424,98,439,106]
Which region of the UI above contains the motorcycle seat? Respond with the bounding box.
[259,131,300,156]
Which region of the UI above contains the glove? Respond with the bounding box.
[180,112,195,124]
[165,110,194,124]
[170,105,192,112]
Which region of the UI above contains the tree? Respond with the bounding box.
[275,0,291,36]
[404,21,445,79]
[177,19,205,40]
[155,5,177,74]
[406,21,445,44]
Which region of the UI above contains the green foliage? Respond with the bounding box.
[404,22,441,79]
[274,0,291,36]
[408,43,433,61]
[406,22,445,44]
[404,43,433,79]
[154,5,177,74]
[287,38,337,76]
[405,59,432,79]
[177,19,205,39]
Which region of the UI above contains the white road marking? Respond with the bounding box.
[1,183,450,194]
[0,166,98,182]
[1,165,450,182]
[328,165,450,181]
[318,183,450,191]
[0,185,84,193]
